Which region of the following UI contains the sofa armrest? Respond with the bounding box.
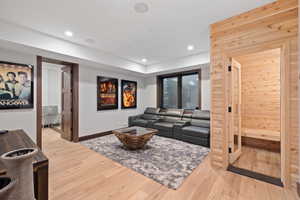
[128,114,143,126]
[147,119,159,126]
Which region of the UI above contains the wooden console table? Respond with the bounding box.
[0,129,49,200]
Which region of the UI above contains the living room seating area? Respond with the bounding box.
[129,107,210,147]
[1,1,299,199]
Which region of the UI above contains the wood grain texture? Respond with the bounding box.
[232,146,281,179]
[41,128,299,200]
[71,63,79,142]
[228,59,242,164]
[241,136,281,152]
[61,65,73,141]
[298,0,300,198]
[210,0,298,188]
[236,49,281,137]
[36,56,43,148]
[242,128,280,142]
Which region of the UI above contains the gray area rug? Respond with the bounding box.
[81,135,210,189]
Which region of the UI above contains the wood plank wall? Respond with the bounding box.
[210,0,298,187]
[235,49,281,141]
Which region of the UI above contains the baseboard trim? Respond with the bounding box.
[228,165,283,187]
[78,131,113,142]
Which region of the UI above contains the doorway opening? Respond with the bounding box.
[227,48,283,186]
[36,57,79,149]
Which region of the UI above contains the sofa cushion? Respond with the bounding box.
[182,109,193,118]
[192,110,210,120]
[153,122,174,130]
[131,119,149,127]
[157,109,182,123]
[144,107,160,115]
[191,119,210,128]
[162,109,184,117]
[163,116,182,123]
[181,126,210,138]
[141,114,159,120]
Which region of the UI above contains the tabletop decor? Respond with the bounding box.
[1,148,38,200]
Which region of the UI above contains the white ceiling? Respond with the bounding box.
[0,0,275,73]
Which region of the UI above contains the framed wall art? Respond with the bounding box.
[121,80,137,109]
[0,61,34,109]
[97,76,118,110]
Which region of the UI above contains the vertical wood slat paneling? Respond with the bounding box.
[236,49,281,138]
[210,0,298,188]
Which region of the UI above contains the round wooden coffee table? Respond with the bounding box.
[113,126,158,150]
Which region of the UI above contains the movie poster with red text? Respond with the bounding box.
[97,76,118,110]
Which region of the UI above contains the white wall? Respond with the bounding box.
[143,64,211,110]
[0,48,36,141]
[0,47,211,142]
[143,76,157,108]
[79,66,146,137]
[0,47,148,141]
[42,63,62,113]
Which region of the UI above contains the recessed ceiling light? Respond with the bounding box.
[134,2,149,13]
[142,58,147,63]
[187,45,195,51]
[64,30,73,37]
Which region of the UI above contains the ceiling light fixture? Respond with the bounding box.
[142,58,147,63]
[134,2,149,13]
[187,45,195,51]
[64,30,73,37]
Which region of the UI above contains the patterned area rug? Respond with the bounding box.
[81,135,210,189]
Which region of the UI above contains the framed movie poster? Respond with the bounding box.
[0,61,34,109]
[97,76,118,110]
[121,80,137,109]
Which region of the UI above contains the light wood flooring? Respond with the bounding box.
[42,128,299,200]
[232,146,281,178]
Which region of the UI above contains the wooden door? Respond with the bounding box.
[61,66,73,141]
[228,58,242,164]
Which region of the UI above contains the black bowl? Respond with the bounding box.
[0,177,11,189]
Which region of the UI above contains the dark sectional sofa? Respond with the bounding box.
[128,107,210,147]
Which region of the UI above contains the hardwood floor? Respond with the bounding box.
[42,128,299,200]
[232,146,281,178]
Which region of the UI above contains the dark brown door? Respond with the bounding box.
[61,65,73,141]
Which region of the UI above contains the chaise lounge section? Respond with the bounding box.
[150,109,185,138]
[128,107,160,127]
[174,110,210,147]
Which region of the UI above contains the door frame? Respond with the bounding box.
[36,56,79,149]
[224,42,289,185]
[228,58,242,164]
